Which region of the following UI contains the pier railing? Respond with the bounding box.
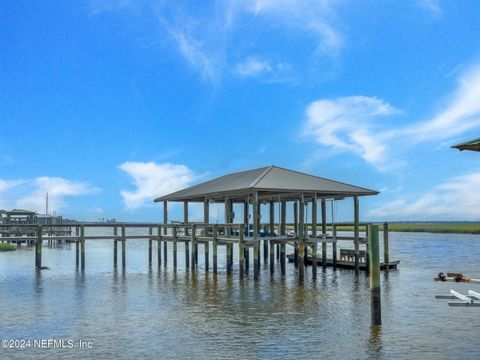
[0,222,392,278]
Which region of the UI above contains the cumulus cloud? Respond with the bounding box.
[302,63,480,170]
[119,162,198,210]
[0,177,98,213]
[369,171,480,220]
[303,96,397,169]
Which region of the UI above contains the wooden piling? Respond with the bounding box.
[204,240,209,271]
[191,224,196,270]
[298,194,305,284]
[280,200,286,276]
[312,195,318,278]
[332,224,337,270]
[80,225,85,270]
[163,201,168,266]
[239,224,245,280]
[269,240,274,275]
[354,195,360,274]
[368,224,381,325]
[148,226,153,267]
[75,226,79,268]
[383,222,389,271]
[293,201,299,268]
[212,224,218,274]
[157,225,162,268]
[113,226,118,268]
[321,199,327,270]
[121,225,126,270]
[173,226,177,269]
[253,193,260,280]
[244,247,249,273]
[35,225,42,269]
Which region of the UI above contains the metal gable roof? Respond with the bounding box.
[154,165,378,202]
[452,138,480,152]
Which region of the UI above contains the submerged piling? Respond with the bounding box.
[383,222,389,271]
[80,225,85,270]
[35,225,42,269]
[368,224,381,326]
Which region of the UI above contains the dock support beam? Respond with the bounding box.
[113,226,118,268]
[121,225,126,270]
[148,226,153,267]
[383,222,389,271]
[173,227,177,269]
[191,224,196,270]
[212,225,218,274]
[332,224,337,270]
[80,225,85,270]
[35,225,42,269]
[184,201,189,269]
[293,201,299,268]
[280,200,286,275]
[163,201,168,267]
[321,199,327,270]
[354,195,360,274]
[312,195,317,278]
[239,224,245,280]
[298,194,305,284]
[253,193,260,280]
[204,200,209,271]
[157,225,162,268]
[75,226,79,269]
[368,224,382,325]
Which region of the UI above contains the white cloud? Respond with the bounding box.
[405,65,480,142]
[302,63,480,170]
[417,0,441,14]
[246,0,343,56]
[119,162,197,210]
[235,58,271,76]
[303,96,397,170]
[0,177,98,213]
[16,177,99,213]
[369,171,480,220]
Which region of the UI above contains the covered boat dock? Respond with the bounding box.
[154,165,385,283]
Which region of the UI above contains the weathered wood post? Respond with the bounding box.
[75,226,79,269]
[280,200,286,275]
[368,224,381,325]
[35,225,42,269]
[293,200,299,267]
[298,194,305,284]
[163,201,168,266]
[121,225,126,270]
[243,199,249,273]
[113,226,118,268]
[239,224,245,280]
[269,200,275,275]
[173,226,177,269]
[148,226,153,267]
[212,224,218,274]
[184,201,189,269]
[332,224,337,270]
[80,224,85,270]
[321,199,327,270]
[365,224,370,273]
[191,224,196,270]
[204,199,210,270]
[354,195,360,274]
[312,195,318,278]
[253,193,260,280]
[185,227,190,269]
[225,198,233,273]
[157,225,162,268]
[383,222,389,271]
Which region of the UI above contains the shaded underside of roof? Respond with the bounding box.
[452,138,480,152]
[7,209,36,215]
[154,165,379,203]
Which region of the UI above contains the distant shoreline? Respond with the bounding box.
[329,223,480,235]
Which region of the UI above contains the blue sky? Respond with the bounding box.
[1,0,479,222]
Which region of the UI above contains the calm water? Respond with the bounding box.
[1,230,479,359]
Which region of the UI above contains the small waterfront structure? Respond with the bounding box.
[154,165,384,280]
[452,137,480,152]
